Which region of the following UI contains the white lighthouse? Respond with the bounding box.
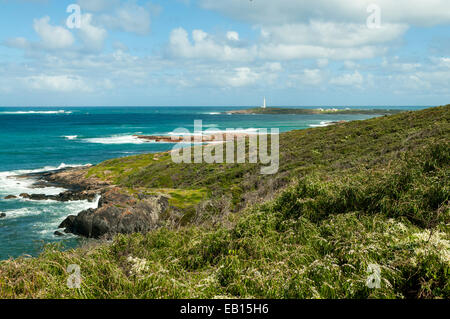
[262,97,267,109]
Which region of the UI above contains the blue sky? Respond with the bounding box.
[0,0,449,106]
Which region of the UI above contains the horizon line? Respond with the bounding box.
[0,105,436,108]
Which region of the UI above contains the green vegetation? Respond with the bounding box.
[87,105,449,221]
[0,105,448,299]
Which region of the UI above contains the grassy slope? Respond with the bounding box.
[0,106,449,299]
[88,106,449,223]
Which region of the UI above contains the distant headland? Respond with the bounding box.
[226,107,404,115]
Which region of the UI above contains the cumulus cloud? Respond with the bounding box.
[437,57,450,68]
[258,43,384,60]
[2,0,449,105]
[226,31,240,41]
[199,0,450,26]
[4,14,106,53]
[169,28,254,61]
[166,60,282,89]
[253,20,407,61]
[317,59,329,68]
[98,2,152,35]
[113,41,129,52]
[78,14,107,52]
[173,2,413,64]
[260,22,408,48]
[302,69,323,85]
[330,71,364,86]
[168,24,392,62]
[288,69,324,87]
[382,58,422,72]
[33,16,75,50]
[222,67,260,87]
[23,74,91,92]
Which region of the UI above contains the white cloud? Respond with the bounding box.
[200,0,450,26]
[252,20,407,61]
[113,41,129,51]
[33,16,75,50]
[290,69,324,86]
[166,60,282,89]
[223,67,260,87]
[258,43,384,60]
[330,71,364,86]
[24,74,92,92]
[169,28,254,61]
[434,57,450,68]
[303,69,323,85]
[226,31,240,41]
[98,2,152,35]
[343,61,359,69]
[78,14,107,52]
[381,57,422,72]
[393,67,450,93]
[3,37,30,50]
[265,62,282,72]
[317,59,329,68]
[260,22,408,48]
[4,14,106,53]
[168,23,392,62]
[3,0,449,104]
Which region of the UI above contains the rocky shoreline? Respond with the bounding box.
[134,132,259,143]
[58,187,169,239]
[4,166,171,239]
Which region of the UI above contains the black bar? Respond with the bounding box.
[0,299,447,318]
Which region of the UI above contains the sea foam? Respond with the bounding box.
[63,135,78,140]
[83,135,147,144]
[0,163,91,197]
[309,121,333,128]
[0,110,72,115]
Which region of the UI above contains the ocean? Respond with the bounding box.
[0,106,427,260]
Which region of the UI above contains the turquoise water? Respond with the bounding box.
[0,106,427,260]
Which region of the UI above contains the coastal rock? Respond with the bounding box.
[19,190,97,202]
[20,193,47,200]
[135,133,254,143]
[4,195,17,199]
[59,215,76,229]
[0,213,6,218]
[16,166,170,239]
[55,190,98,202]
[18,166,109,193]
[40,167,109,191]
[59,188,169,239]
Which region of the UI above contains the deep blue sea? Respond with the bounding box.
[0,106,428,260]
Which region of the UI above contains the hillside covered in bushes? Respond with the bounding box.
[0,105,448,299]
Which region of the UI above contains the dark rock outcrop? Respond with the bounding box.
[18,166,109,192]
[59,188,169,239]
[4,195,17,199]
[0,213,6,218]
[39,167,109,191]
[17,167,171,239]
[59,215,76,230]
[19,190,97,202]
